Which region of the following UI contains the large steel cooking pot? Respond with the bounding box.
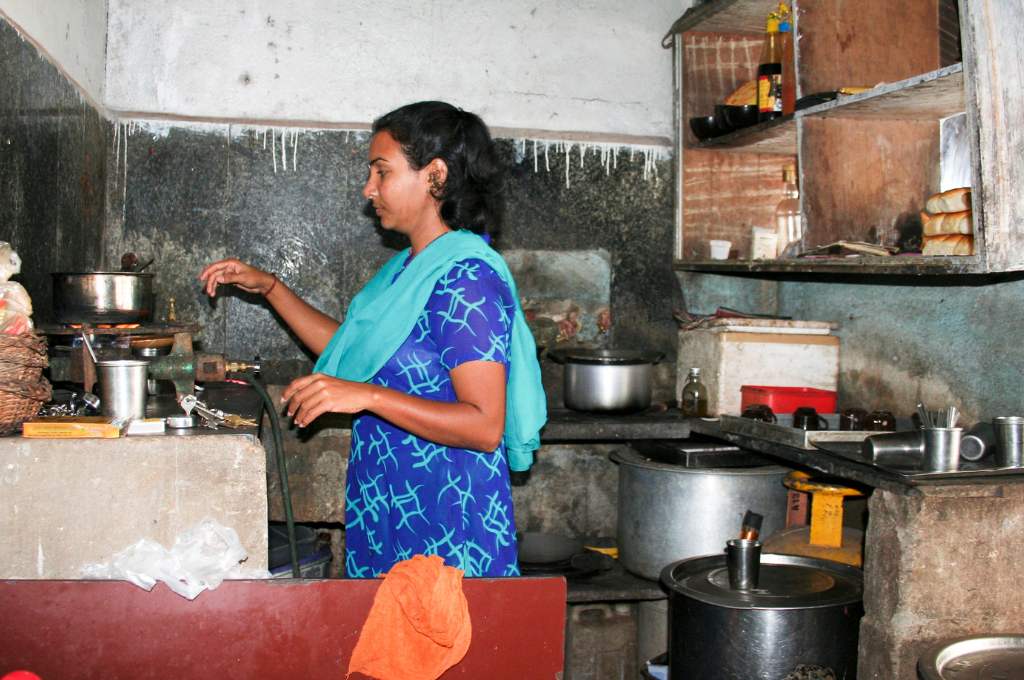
[51,272,154,323]
[612,445,789,581]
[549,348,664,412]
[660,553,863,679]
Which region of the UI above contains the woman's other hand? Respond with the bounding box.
[199,258,276,297]
[281,373,375,427]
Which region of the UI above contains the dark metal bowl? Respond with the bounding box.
[689,115,719,141]
[723,104,759,130]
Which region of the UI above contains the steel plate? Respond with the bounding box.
[918,635,1024,679]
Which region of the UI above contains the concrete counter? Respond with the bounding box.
[0,433,268,578]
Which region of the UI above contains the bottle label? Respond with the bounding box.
[758,74,783,114]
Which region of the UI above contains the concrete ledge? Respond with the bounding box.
[0,434,268,578]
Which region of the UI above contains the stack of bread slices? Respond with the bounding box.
[921,188,972,256]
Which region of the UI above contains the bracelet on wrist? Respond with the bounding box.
[264,274,279,297]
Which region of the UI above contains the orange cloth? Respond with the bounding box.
[347,554,472,680]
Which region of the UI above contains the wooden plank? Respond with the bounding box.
[673,255,984,275]
[959,0,1024,272]
[800,117,940,248]
[665,0,779,40]
[803,64,964,121]
[681,149,794,260]
[797,0,941,96]
[697,115,796,154]
[0,577,568,680]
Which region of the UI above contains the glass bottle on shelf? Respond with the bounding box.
[680,367,709,417]
[775,164,802,256]
[757,11,784,122]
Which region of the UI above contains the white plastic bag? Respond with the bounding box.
[81,518,269,600]
[0,242,22,283]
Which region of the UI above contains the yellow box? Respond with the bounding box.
[21,416,124,439]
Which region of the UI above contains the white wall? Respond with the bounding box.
[104,0,686,141]
[0,0,107,105]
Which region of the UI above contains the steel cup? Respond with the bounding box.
[993,417,1024,468]
[96,359,148,421]
[725,538,761,590]
[862,430,924,462]
[960,422,997,462]
[922,427,962,472]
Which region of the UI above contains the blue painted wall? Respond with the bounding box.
[680,270,1024,424]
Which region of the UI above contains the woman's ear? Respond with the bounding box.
[426,158,448,197]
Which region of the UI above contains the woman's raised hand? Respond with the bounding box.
[199,258,276,297]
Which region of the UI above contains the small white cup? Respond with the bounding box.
[709,240,731,260]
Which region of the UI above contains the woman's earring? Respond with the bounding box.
[428,172,444,196]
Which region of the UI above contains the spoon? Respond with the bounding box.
[80,332,98,364]
[135,258,154,273]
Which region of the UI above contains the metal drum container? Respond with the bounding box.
[660,553,863,679]
[52,272,154,323]
[612,445,789,581]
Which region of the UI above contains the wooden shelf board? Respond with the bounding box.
[668,0,777,36]
[693,115,796,155]
[801,63,965,120]
[687,64,964,155]
[673,254,984,275]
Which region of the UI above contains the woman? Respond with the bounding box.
[199,101,545,578]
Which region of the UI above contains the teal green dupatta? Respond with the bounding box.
[313,230,546,471]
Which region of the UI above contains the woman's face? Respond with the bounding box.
[362,131,439,233]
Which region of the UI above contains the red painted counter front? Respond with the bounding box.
[0,577,566,680]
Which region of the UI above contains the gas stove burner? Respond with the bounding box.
[38,322,199,336]
[519,551,611,579]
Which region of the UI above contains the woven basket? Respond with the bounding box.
[0,377,51,435]
[0,333,48,384]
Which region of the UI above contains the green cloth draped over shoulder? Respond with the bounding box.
[313,229,546,471]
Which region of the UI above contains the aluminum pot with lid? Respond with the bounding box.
[549,348,664,412]
[52,272,154,323]
[661,553,863,679]
[612,445,789,580]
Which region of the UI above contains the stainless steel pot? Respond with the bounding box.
[612,446,789,581]
[661,553,863,679]
[51,272,155,323]
[549,348,663,412]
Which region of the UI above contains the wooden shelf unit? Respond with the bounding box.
[669,0,1024,273]
[695,63,965,156]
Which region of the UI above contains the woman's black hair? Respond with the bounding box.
[372,101,505,235]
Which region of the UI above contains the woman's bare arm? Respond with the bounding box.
[282,360,507,452]
[199,258,339,355]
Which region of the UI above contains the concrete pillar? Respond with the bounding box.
[858,484,1024,678]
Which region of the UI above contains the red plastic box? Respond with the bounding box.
[740,385,837,415]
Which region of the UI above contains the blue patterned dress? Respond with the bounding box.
[343,257,520,578]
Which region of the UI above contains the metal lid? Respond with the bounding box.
[611,446,788,474]
[550,348,663,365]
[95,359,149,367]
[918,635,1024,679]
[660,553,862,610]
[52,271,154,277]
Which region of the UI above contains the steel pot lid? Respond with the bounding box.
[611,447,788,475]
[52,271,154,278]
[918,635,1024,679]
[660,553,862,610]
[549,348,664,365]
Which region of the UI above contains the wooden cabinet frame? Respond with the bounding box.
[668,0,1023,274]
